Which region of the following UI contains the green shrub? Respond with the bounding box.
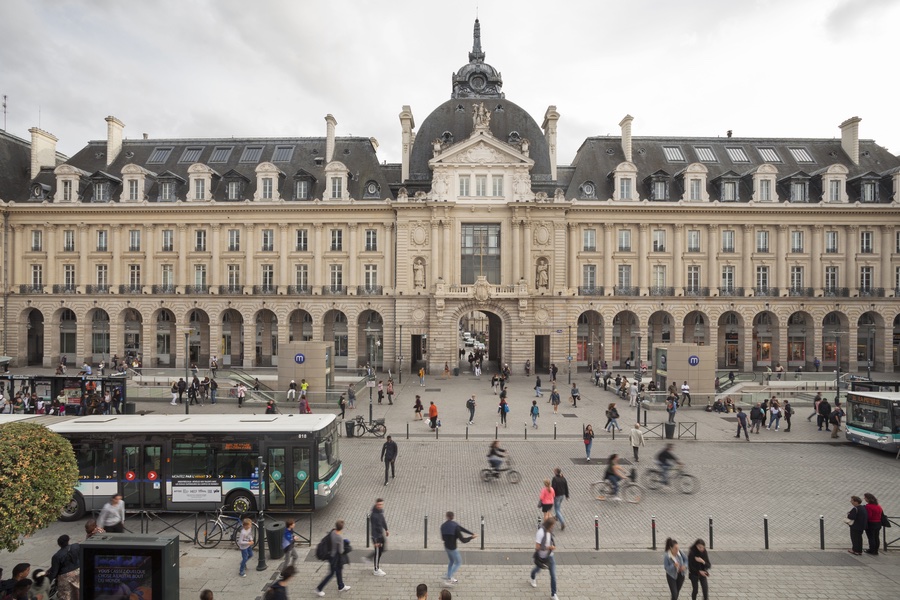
[0,421,78,552]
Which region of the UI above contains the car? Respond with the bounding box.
[464,339,475,347]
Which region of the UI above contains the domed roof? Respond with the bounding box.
[451,19,503,100]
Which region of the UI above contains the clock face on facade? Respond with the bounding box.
[582,183,595,197]
[366,182,378,195]
[470,74,486,90]
[32,184,44,198]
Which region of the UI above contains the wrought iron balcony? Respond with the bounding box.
[578,286,605,296]
[719,287,744,297]
[184,285,210,295]
[286,285,312,295]
[649,286,674,297]
[52,284,77,294]
[822,287,849,297]
[685,287,710,297]
[322,285,348,295]
[357,285,384,295]
[787,287,814,297]
[219,285,244,295]
[118,284,143,294]
[226,245,240,252]
[858,287,885,298]
[752,287,779,297]
[252,285,278,295]
[151,285,176,294]
[85,285,110,294]
[19,284,45,294]
[613,286,639,296]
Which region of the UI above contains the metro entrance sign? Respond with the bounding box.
[294,353,306,365]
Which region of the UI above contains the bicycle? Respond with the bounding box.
[644,465,699,494]
[480,457,521,484]
[353,414,387,437]
[195,506,259,549]
[591,470,644,504]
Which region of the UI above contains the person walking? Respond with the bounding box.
[570,383,580,408]
[377,380,384,404]
[528,516,559,600]
[366,499,389,576]
[830,402,845,439]
[550,387,561,413]
[583,424,595,461]
[735,407,750,440]
[534,375,543,398]
[629,381,639,407]
[663,537,688,600]
[47,535,80,600]
[414,395,424,420]
[386,379,394,405]
[605,403,622,432]
[237,383,246,408]
[530,400,540,428]
[282,519,300,568]
[550,468,569,531]
[428,401,439,430]
[440,512,476,585]
[338,393,347,419]
[667,396,678,424]
[237,518,255,577]
[783,400,793,432]
[863,493,884,555]
[347,384,356,409]
[817,397,832,431]
[315,521,350,595]
[680,381,691,407]
[749,403,764,434]
[687,539,711,600]
[539,479,555,515]
[170,381,179,406]
[419,367,426,387]
[767,399,782,431]
[268,565,295,599]
[176,377,187,404]
[498,397,509,428]
[287,379,297,401]
[630,423,646,462]
[491,373,500,395]
[847,495,868,555]
[808,392,822,422]
[381,435,398,486]
[466,395,476,425]
[98,493,125,533]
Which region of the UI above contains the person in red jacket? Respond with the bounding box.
[428,401,439,429]
[863,493,884,555]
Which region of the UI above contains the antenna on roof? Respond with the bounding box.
[727,130,733,138]
[2,95,6,131]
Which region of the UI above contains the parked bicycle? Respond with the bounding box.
[644,465,699,494]
[591,469,644,503]
[480,457,521,484]
[353,414,387,437]
[195,506,259,549]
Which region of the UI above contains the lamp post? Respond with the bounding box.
[255,455,268,571]
[183,328,192,415]
[834,332,842,405]
[567,325,572,384]
[398,324,403,384]
[867,324,875,380]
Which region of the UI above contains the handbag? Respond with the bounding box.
[881,513,891,528]
[532,550,549,569]
[843,517,854,526]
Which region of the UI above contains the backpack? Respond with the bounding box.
[531,405,539,417]
[315,531,334,560]
[466,398,475,410]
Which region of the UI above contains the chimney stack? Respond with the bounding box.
[143,133,149,140]
[325,114,337,163]
[399,106,415,182]
[105,116,125,166]
[839,116,861,165]
[619,115,634,163]
[541,105,560,181]
[28,127,58,180]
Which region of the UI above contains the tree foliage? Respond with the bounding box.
[0,421,78,552]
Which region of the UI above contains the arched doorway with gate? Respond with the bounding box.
[455,306,505,374]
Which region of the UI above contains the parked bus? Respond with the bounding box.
[0,413,342,520]
[844,389,900,453]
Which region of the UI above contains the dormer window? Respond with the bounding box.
[254,162,284,201]
[363,180,381,199]
[647,170,670,201]
[187,163,218,202]
[849,172,882,203]
[680,163,709,202]
[147,147,173,164]
[579,181,597,199]
[751,164,778,202]
[713,170,741,202]
[179,147,204,163]
[89,171,120,203]
[120,164,156,203]
[292,170,315,200]
[54,164,88,203]
[323,161,349,200]
[780,172,810,203]
[331,177,342,198]
[612,162,638,201]
[156,172,185,202]
[227,181,241,200]
[94,181,110,202]
[222,170,250,201]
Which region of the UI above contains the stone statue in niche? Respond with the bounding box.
[413,258,426,289]
[472,102,491,128]
[536,258,549,289]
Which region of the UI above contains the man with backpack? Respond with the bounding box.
[530,400,540,428]
[830,402,846,439]
[381,436,398,486]
[818,397,832,431]
[364,499,389,576]
[466,395,476,425]
[315,521,350,596]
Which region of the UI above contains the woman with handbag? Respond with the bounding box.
[539,479,555,515]
[528,516,558,599]
[847,495,868,555]
[583,424,595,462]
[663,537,688,599]
[863,493,884,555]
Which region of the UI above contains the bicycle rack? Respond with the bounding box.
[138,510,200,545]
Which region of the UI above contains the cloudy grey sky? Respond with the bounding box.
[1,0,898,163]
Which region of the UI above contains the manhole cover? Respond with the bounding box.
[561,413,579,418]
[424,388,441,392]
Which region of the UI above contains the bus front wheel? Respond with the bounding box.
[227,491,256,514]
[60,492,85,522]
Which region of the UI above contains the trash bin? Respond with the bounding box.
[265,521,286,559]
[345,420,355,437]
[664,422,676,439]
[124,402,136,414]
[453,367,460,376]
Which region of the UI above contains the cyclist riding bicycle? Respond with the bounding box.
[601,453,627,500]
[487,440,507,476]
[655,444,683,486]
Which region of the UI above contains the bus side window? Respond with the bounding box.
[95,443,115,479]
[74,444,94,480]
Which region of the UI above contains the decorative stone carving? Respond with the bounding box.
[414,191,428,202]
[474,276,491,303]
[432,173,450,200]
[397,187,408,202]
[461,143,501,164]
[535,308,549,323]
[554,188,565,202]
[412,308,426,322]
[472,102,492,130]
[534,225,550,246]
[412,225,427,246]
[536,258,549,289]
[413,258,426,289]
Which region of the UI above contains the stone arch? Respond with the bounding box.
[611,310,641,368]
[752,310,781,370]
[288,309,313,342]
[786,311,814,370]
[357,310,384,370]
[682,310,709,345]
[254,308,279,367]
[54,307,78,366]
[576,310,603,370]
[118,307,143,360]
[822,311,849,371]
[856,311,884,372]
[86,308,111,363]
[19,307,45,367]
[219,308,243,367]
[323,309,349,368]
[717,310,745,370]
[151,308,177,367]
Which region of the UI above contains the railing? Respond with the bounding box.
[286,285,312,295]
[118,284,143,294]
[614,286,639,296]
[752,287,779,297]
[226,245,240,252]
[719,287,744,297]
[184,285,210,295]
[649,286,674,297]
[218,285,244,294]
[52,284,77,294]
[151,285,176,294]
[252,285,277,295]
[19,284,45,294]
[357,285,384,295]
[858,287,885,297]
[85,285,110,294]
[787,287,814,297]
[684,287,710,297]
[578,286,605,296]
[823,287,849,297]
[321,286,348,295]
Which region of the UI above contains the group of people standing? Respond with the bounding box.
[847,493,888,556]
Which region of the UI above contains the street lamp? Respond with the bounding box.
[867,324,875,380]
[567,325,572,384]
[398,324,403,384]
[833,332,842,405]
[183,327,193,415]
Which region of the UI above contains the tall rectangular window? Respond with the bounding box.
[687,229,701,252]
[32,264,43,287]
[756,230,769,253]
[829,180,842,202]
[583,229,597,252]
[365,229,378,251]
[261,229,274,251]
[859,266,873,291]
[159,181,174,202]
[619,177,633,200]
[226,181,241,200]
[161,229,174,252]
[461,224,501,284]
[617,265,632,288]
[896,231,900,254]
[860,231,873,253]
[652,229,666,252]
[228,229,240,251]
[331,177,342,198]
[861,182,877,202]
[129,230,141,252]
[128,179,139,201]
[492,175,504,197]
[722,181,737,201]
[459,175,470,197]
[62,180,72,202]
[63,229,75,252]
[758,179,772,201]
[96,265,108,287]
[653,180,667,200]
[194,178,206,200]
[194,264,207,287]
[364,264,378,289]
[161,264,173,288]
[329,264,343,288]
[652,265,667,287]
[261,177,273,199]
[791,230,804,253]
[756,266,770,290]
[129,264,141,287]
[790,181,808,202]
[618,229,632,252]
[722,229,735,252]
[825,266,838,290]
[64,264,76,287]
[195,230,207,251]
[261,264,274,289]
[94,182,109,202]
[31,230,43,251]
[227,264,241,287]
[687,265,701,291]
[790,266,804,289]
[475,175,487,196]
[896,266,900,292]
[689,178,702,201]
[295,264,308,289]
[583,264,597,289]
[330,229,343,251]
[296,229,308,251]
[97,230,108,252]
[294,179,309,200]
[825,231,838,253]
[721,266,734,292]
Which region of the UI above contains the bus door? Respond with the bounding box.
[121,444,164,510]
[266,446,312,510]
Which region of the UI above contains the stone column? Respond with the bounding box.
[707,224,718,295]
[568,223,579,290]
[279,224,289,293]
[385,224,394,292]
[111,226,122,291]
[673,224,684,296]
[244,224,255,293]
[45,225,57,287]
[313,224,323,290]
[177,225,188,291]
[441,221,451,283]
[742,324,754,371]
[523,220,533,288]
[211,225,221,290]
[144,224,154,289]
[776,319,788,370]
[242,318,255,367]
[846,226,858,293]
[811,225,823,295]
[847,328,858,373]
[638,224,649,294]
[881,225,892,292]
[512,215,521,281]
[348,224,358,292]
[742,225,753,296]
[78,224,88,291]
[603,223,614,292]
[430,219,440,287]
[776,224,788,293]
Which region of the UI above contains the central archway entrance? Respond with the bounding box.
[457,309,503,374]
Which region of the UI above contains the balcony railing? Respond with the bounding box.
[151,285,176,294]
[219,285,244,294]
[649,286,674,297]
[578,286,605,296]
[322,285,348,295]
[184,285,210,295]
[19,284,45,294]
[753,286,779,297]
[118,284,143,294]
[823,287,850,297]
[252,285,277,295]
[357,285,384,295]
[858,287,885,298]
[52,284,77,294]
[287,285,312,295]
[613,286,639,296]
[85,285,110,294]
[685,287,710,297]
[227,245,240,252]
[719,287,744,297]
[787,287,814,297]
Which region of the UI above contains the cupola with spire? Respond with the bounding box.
[451,19,504,99]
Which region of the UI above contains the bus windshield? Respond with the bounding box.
[318,426,339,480]
[848,399,893,434]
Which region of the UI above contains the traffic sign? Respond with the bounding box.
[294,353,306,365]
[688,355,700,366]
[125,471,136,481]
[147,471,158,481]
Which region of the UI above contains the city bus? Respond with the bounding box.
[0,413,342,520]
[844,390,900,453]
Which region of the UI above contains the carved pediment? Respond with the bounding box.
[429,137,534,169]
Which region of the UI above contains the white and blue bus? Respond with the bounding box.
[0,413,342,519]
[845,390,900,453]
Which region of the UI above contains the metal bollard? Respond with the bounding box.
[763,515,769,550]
[406,422,409,439]
[366,513,371,548]
[466,425,469,440]
[525,424,528,440]
[554,422,557,440]
[480,515,485,550]
[424,514,428,549]
[651,516,657,550]
[643,409,648,427]
[495,424,498,439]
[612,427,615,441]
[820,515,825,550]
[595,515,600,550]
[709,516,714,550]
[435,425,439,439]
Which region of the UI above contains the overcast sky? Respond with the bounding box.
[2,0,898,164]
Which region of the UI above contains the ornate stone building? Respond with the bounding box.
[2,20,899,375]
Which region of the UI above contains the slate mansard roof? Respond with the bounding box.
[0,130,37,201]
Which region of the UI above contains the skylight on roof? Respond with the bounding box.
[179,147,204,163]
[663,146,685,162]
[788,147,814,163]
[757,147,781,163]
[210,147,233,163]
[272,146,295,162]
[694,147,717,162]
[147,147,173,164]
[240,146,263,163]
[725,147,749,163]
